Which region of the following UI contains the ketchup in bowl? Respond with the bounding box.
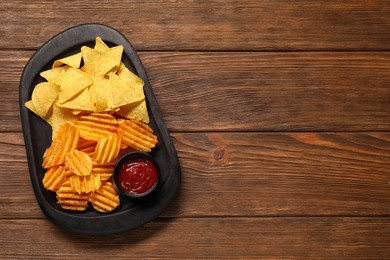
[114,152,159,198]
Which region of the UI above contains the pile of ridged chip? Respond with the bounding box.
[42,112,158,212]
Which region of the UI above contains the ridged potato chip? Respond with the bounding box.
[93,133,121,164]
[42,165,71,192]
[42,123,79,168]
[117,119,158,152]
[74,113,118,142]
[77,139,97,157]
[89,182,119,213]
[56,180,89,211]
[92,161,115,181]
[65,150,92,176]
[69,173,101,194]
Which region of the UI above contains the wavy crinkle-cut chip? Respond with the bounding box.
[92,161,115,181]
[42,123,79,168]
[117,119,158,152]
[69,173,101,194]
[77,139,97,157]
[56,180,89,211]
[89,182,119,213]
[73,112,118,142]
[93,133,121,164]
[65,150,92,176]
[42,165,70,192]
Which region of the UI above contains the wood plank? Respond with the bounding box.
[1,132,389,219]
[0,217,389,258]
[2,51,390,132]
[1,1,390,50]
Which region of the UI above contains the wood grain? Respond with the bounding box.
[1,1,390,50]
[2,51,390,132]
[0,218,389,258]
[2,132,389,219]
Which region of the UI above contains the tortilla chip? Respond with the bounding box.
[58,88,95,112]
[90,76,109,112]
[31,82,60,118]
[108,73,144,109]
[53,52,82,69]
[116,99,150,123]
[40,66,68,85]
[81,45,123,76]
[117,62,144,88]
[46,103,79,139]
[58,67,92,104]
[94,37,110,51]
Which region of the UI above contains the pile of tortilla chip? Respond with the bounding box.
[25,37,149,138]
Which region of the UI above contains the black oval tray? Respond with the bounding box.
[19,24,181,235]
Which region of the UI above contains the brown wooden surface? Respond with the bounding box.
[1,1,390,259]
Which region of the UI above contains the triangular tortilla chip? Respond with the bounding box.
[116,99,150,123]
[90,76,110,112]
[108,73,144,109]
[46,103,79,139]
[94,37,110,51]
[31,82,60,118]
[53,52,82,69]
[117,62,144,88]
[81,45,123,76]
[40,66,68,85]
[58,88,95,112]
[59,67,92,104]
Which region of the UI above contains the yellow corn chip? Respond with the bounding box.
[89,76,109,112]
[40,66,68,85]
[58,88,95,112]
[94,37,110,51]
[59,67,92,104]
[46,103,79,139]
[53,52,82,69]
[117,62,144,88]
[108,73,144,109]
[65,150,93,176]
[31,82,60,118]
[81,45,123,76]
[116,99,150,123]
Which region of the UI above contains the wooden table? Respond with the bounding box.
[1,1,390,258]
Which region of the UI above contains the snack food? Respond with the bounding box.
[26,37,150,139]
[25,37,159,213]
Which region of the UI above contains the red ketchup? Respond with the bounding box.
[117,156,158,195]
